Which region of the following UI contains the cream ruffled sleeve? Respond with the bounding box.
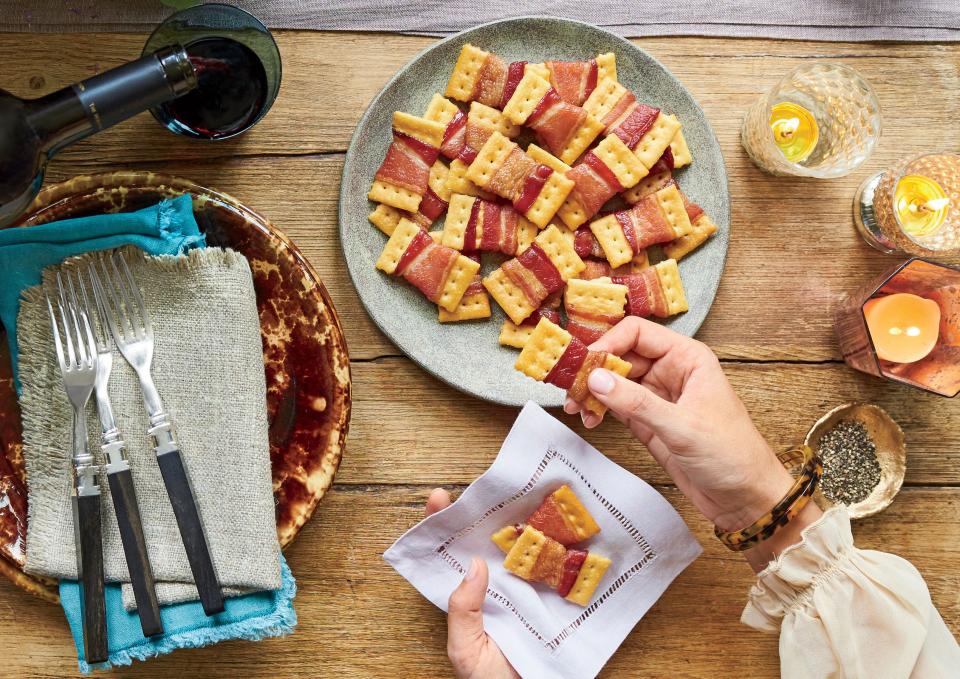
[741,507,960,678]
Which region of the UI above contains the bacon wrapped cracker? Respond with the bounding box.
[526,136,648,230]
[376,218,481,312]
[527,54,617,106]
[612,259,688,319]
[573,227,651,274]
[532,484,601,545]
[441,100,521,166]
[369,160,452,235]
[502,71,605,164]
[498,307,562,349]
[564,277,628,345]
[467,131,575,228]
[589,184,693,268]
[445,44,534,110]
[622,172,718,261]
[583,79,682,171]
[443,193,537,255]
[483,224,585,325]
[369,112,446,212]
[515,317,631,416]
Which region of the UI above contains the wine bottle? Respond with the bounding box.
[0,45,197,227]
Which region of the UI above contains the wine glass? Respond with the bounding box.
[142,3,281,140]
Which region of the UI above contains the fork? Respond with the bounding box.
[48,274,108,664]
[72,269,163,637]
[89,251,225,616]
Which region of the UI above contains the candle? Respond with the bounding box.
[769,102,819,163]
[894,174,950,237]
[863,292,941,363]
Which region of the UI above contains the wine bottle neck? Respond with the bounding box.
[27,45,197,155]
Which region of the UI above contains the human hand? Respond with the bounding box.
[564,317,800,535]
[424,489,519,679]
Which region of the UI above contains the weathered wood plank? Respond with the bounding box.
[0,485,956,678]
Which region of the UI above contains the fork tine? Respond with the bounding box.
[112,252,149,340]
[55,273,77,368]
[46,296,67,371]
[75,268,106,352]
[65,271,88,366]
[99,253,134,341]
[89,260,124,345]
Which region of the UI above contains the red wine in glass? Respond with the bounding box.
[160,37,268,139]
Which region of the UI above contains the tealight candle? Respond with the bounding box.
[769,102,818,163]
[894,174,950,237]
[863,292,941,363]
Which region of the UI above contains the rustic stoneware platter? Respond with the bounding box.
[0,172,351,601]
[339,16,730,408]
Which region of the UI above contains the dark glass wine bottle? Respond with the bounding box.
[0,45,197,227]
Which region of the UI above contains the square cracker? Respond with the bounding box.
[552,485,601,541]
[526,171,575,228]
[526,144,571,174]
[663,214,718,260]
[564,552,612,606]
[499,320,535,349]
[655,184,694,238]
[445,44,488,103]
[369,203,404,236]
[589,214,634,269]
[429,160,452,201]
[441,193,475,250]
[446,159,492,199]
[438,254,481,313]
[583,78,627,122]
[514,317,572,381]
[596,52,617,83]
[580,353,631,416]
[470,101,521,138]
[654,259,689,316]
[439,284,491,322]
[375,218,421,274]
[536,225,585,280]
[368,180,422,213]
[634,113,682,168]
[669,126,692,168]
[592,134,648,189]
[465,131,515,189]
[557,196,589,230]
[564,278,627,316]
[424,93,461,127]
[491,526,520,553]
[483,268,537,325]
[503,526,547,579]
[502,71,553,125]
[557,113,605,165]
[392,111,445,148]
[517,217,538,252]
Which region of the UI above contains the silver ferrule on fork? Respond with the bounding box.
[72,411,101,498]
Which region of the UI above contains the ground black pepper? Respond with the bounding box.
[818,420,882,505]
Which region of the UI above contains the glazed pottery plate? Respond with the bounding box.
[339,16,729,408]
[0,172,351,601]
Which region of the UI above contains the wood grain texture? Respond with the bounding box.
[1,30,959,678]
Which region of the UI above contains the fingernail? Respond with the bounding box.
[588,368,615,395]
[464,557,480,581]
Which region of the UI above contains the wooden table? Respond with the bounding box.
[1,30,958,678]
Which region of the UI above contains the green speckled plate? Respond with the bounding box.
[339,16,729,408]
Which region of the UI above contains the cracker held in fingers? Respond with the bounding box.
[483,224,585,325]
[612,259,688,319]
[502,71,605,164]
[369,111,446,212]
[442,193,537,255]
[622,173,718,261]
[445,44,535,110]
[564,277,628,345]
[466,131,575,227]
[589,184,694,268]
[583,79,682,170]
[499,525,611,606]
[376,218,481,312]
[526,53,617,106]
[515,317,631,416]
[498,307,562,349]
[368,161,452,235]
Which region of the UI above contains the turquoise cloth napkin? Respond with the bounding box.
[1,195,296,670]
[61,555,298,673]
[0,194,204,390]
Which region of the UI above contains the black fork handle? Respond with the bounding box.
[156,449,225,615]
[74,493,108,663]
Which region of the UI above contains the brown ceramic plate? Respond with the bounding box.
[0,172,351,602]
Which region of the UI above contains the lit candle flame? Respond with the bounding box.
[779,117,800,139]
[921,197,950,213]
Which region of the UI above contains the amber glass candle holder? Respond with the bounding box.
[854,152,960,258]
[835,258,960,397]
[741,62,881,178]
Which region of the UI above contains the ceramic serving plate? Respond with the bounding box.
[339,16,729,408]
[0,172,351,602]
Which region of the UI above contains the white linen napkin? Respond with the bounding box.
[384,402,702,679]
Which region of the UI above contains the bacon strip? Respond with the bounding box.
[613,269,668,318]
[602,93,660,150]
[440,110,468,160]
[647,146,674,176]
[574,227,605,259]
[527,89,588,158]
[517,243,563,292]
[418,187,448,222]
[473,53,508,108]
[519,307,562,328]
[546,60,599,106]
[513,164,553,214]
[396,228,432,275]
[615,212,641,253]
[501,61,528,108]
[544,338,588,389]
[566,309,621,345]
[375,137,431,194]
[557,550,589,598]
[488,147,538,203]
[567,350,607,402]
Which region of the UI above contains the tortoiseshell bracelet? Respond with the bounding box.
[715,445,823,552]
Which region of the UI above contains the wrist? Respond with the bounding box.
[743,501,823,573]
[713,459,795,533]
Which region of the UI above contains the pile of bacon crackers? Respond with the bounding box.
[370,45,718,415]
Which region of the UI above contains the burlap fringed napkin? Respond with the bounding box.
[18,246,281,610]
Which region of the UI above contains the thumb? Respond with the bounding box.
[587,368,679,432]
[447,557,488,669]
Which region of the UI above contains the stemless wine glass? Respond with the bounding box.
[854,152,960,258]
[142,3,281,140]
[741,62,881,178]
